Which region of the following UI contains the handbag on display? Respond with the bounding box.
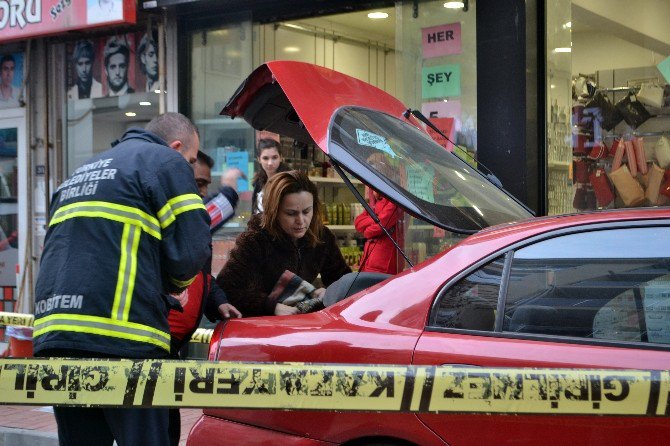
[643,137,656,163]
[585,187,597,209]
[615,93,651,128]
[572,133,589,155]
[655,135,670,168]
[632,137,648,174]
[611,138,626,170]
[589,168,615,207]
[624,140,638,177]
[636,83,665,108]
[587,141,608,160]
[574,159,590,184]
[586,91,622,131]
[572,186,588,210]
[646,163,665,205]
[608,165,645,206]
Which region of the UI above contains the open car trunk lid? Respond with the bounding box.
[221,61,532,233]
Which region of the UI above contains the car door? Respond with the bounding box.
[413,222,670,446]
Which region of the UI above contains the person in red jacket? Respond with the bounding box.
[354,188,404,275]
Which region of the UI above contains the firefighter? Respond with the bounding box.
[33,112,211,445]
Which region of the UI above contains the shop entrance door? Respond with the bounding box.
[0,109,27,313]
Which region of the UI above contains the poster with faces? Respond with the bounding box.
[66,28,160,100]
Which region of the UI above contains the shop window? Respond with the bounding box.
[503,227,670,344]
[546,1,670,215]
[432,256,504,331]
[65,32,160,175]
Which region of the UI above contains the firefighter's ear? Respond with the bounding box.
[168,140,183,152]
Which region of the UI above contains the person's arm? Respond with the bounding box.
[215,233,277,317]
[206,168,245,233]
[359,199,401,240]
[153,155,211,294]
[319,227,352,287]
[203,274,241,321]
[205,186,238,233]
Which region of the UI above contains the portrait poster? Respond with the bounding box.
[0,53,24,109]
[66,28,159,99]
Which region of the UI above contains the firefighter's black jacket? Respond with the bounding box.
[33,128,211,358]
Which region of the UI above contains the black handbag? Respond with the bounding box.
[585,91,622,131]
[615,93,651,128]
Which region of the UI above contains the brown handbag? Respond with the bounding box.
[646,163,665,205]
[608,165,645,206]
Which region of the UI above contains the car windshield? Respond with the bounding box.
[328,107,532,233]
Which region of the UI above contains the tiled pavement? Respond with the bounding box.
[0,404,203,445]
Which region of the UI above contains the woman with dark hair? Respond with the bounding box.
[216,171,350,316]
[251,138,290,214]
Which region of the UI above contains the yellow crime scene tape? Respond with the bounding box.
[0,311,213,344]
[0,357,668,415]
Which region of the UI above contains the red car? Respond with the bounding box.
[187,61,670,445]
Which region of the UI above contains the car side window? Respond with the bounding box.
[503,227,670,344]
[432,256,505,330]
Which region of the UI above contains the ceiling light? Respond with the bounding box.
[367,11,389,19]
[125,112,137,117]
[563,21,572,29]
[444,1,465,8]
[139,101,151,106]
[442,99,449,102]
[550,84,556,89]
[283,46,300,53]
[553,47,571,53]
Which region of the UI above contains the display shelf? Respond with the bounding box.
[309,176,362,185]
[326,225,356,231]
[548,160,571,169]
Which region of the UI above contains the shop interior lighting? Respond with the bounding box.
[154,89,161,94]
[284,46,300,53]
[139,101,152,106]
[125,112,137,117]
[367,12,389,19]
[553,47,571,53]
[563,21,572,29]
[444,1,465,9]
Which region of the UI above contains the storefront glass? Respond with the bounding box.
[189,1,477,272]
[546,0,670,214]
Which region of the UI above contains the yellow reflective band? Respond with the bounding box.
[170,274,195,289]
[157,193,205,229]
[2,311,213,344]
[112,224,141,321]
[0,360,668,415]
[50,201,161,239]
[33,314,170,351]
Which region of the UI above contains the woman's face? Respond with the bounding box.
[278,191,313,242]
[259,147,282,177]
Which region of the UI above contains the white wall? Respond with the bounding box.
[572,30,665,76]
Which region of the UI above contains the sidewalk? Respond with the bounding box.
[0,405,203,445]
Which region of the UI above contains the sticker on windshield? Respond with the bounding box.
[406,164,435,202]
[356,129,398,159]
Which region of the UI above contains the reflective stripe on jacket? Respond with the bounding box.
[33,128,211,358]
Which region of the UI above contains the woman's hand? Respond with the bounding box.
[312,287,326,299]
[218,303,242,319]
[274,303,299,316]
